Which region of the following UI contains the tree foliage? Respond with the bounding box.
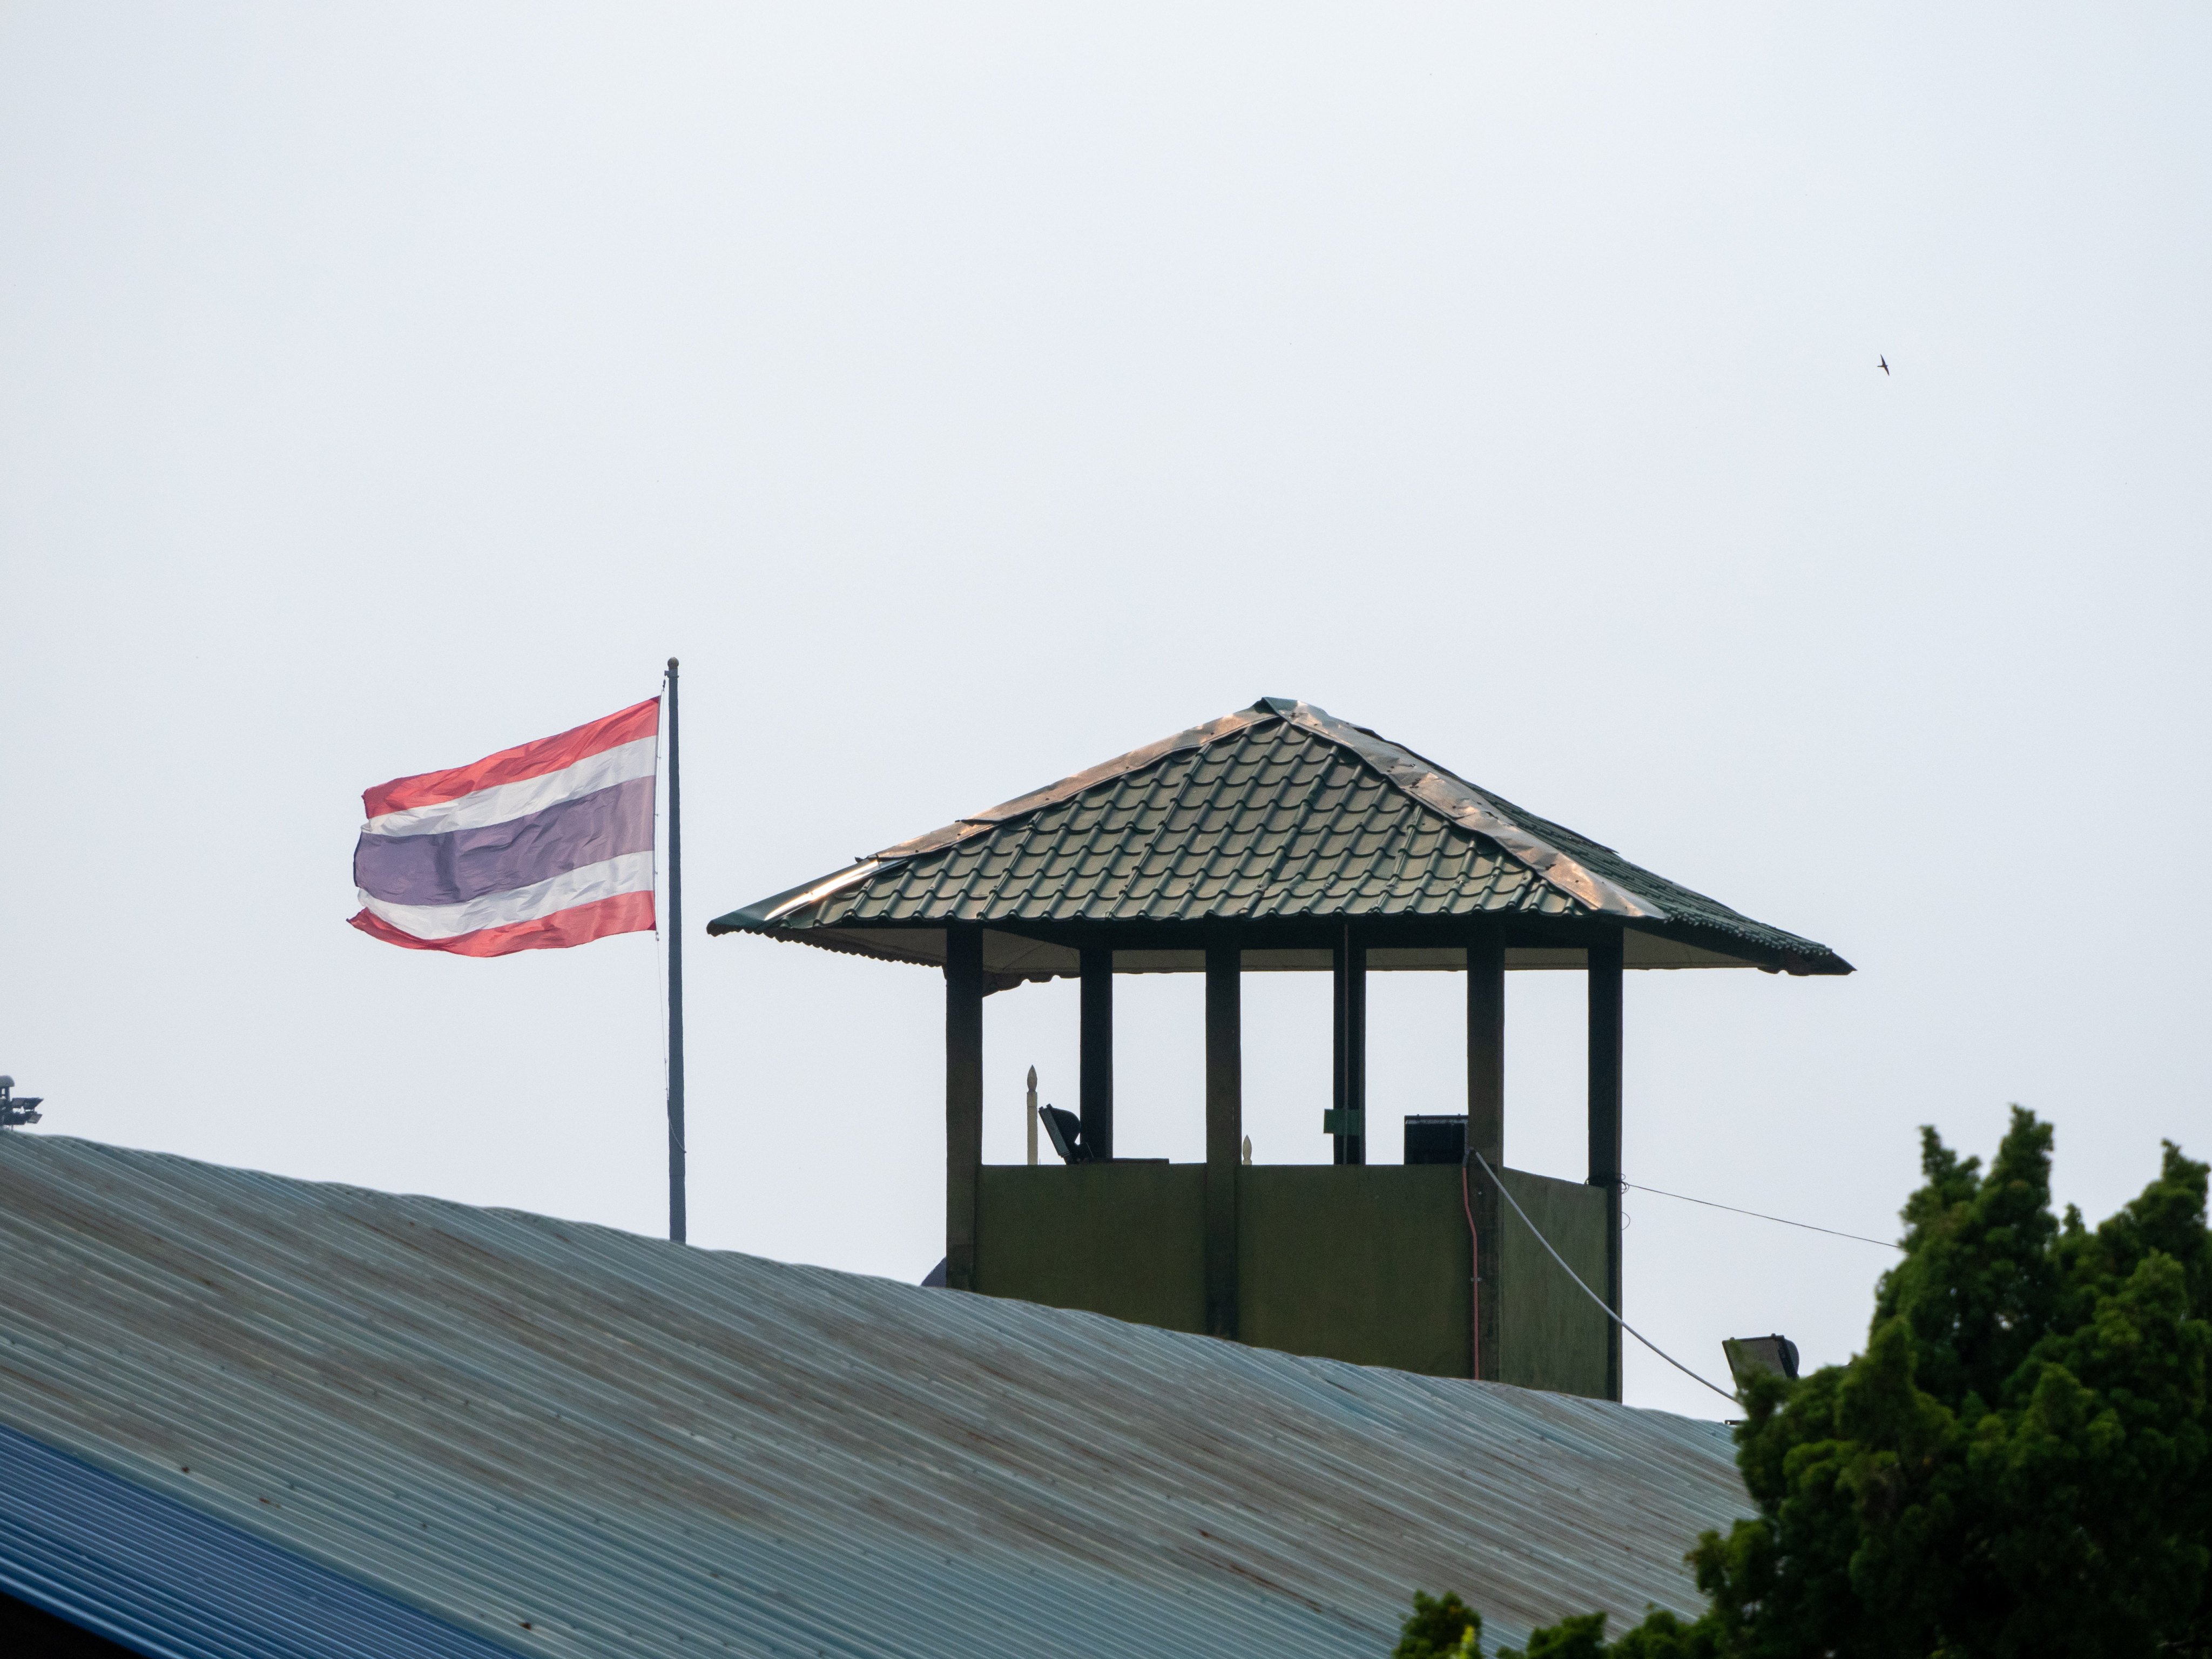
[1393,1591,1481,1659]
[1395,1110,2212,1657]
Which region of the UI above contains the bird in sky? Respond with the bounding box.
[1879,356,1890,375]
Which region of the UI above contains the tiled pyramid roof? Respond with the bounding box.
[710,699,1848,978]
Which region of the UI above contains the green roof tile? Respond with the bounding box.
[711,699,1849,978]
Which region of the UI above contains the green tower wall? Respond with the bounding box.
[974,1163,1610,1398]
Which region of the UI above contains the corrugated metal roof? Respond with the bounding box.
[709,699,1848,976]
[0,1134,1750,1658]
[0,1420,517,1659]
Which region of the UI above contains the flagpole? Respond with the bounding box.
[665,657,686,1244]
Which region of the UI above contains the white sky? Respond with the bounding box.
[3,5,2207,1419]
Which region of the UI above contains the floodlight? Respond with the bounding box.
[1038,1105,1088,1165]
[1721,1334,1800,1391]
[0,1076,41,1129]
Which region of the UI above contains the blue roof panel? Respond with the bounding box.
[0,1420,518,1659]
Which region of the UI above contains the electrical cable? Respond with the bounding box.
[1469,1150,1739,1405]
[1624,1181,1902,1252]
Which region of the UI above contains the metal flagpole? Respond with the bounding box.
[665,657,686,1244]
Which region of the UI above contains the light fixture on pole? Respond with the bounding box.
[0,1078,42,1128]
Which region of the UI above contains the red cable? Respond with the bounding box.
[1462,1160,1480,1382]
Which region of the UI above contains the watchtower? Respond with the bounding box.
[710,699,1848,1399]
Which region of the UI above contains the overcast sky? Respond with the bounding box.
[4,5,2207,1418]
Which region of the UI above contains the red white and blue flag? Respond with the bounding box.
[349,699,660,957]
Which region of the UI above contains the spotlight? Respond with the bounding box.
[1722,1334,1800,1390]
[0,1077,42,1129]
[1038,1105,1090,1164]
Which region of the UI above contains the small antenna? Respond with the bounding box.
[1026,1067,1038,1167]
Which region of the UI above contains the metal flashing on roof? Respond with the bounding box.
[760,859,888,923]
[0,1134,1751,1659]
[1260,699,1660,920]
[876,706,1276,861]
[709,698,1850,977]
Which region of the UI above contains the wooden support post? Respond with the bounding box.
[1466,925,1505,1381]
[944,923,984,1293]
[1204,931,1243,1340]
[1588,931,1625,1402]
[1080,945,1114,1161]
[1330,925,1367,1165]
[1467,927,1505,1169]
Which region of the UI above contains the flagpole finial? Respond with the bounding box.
[667,657,679,671]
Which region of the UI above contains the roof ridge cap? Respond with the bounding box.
[869,701,1286,864]
[1274,700,1666,922]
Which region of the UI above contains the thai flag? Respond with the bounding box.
[349,699,660,957]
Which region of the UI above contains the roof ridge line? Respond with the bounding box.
[1269,701,1666,922]
[866,704,1284,865]
[711,709,1290,934]
[825,697,1662,922]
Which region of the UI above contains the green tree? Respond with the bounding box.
[1495,1612,1607,1659]
[1395,1110,2212,1657]
[1394,1590,1480,1658]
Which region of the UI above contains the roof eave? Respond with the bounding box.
[716,906,1853,979]
[1640,917,1854,976]
[706,861,901,936]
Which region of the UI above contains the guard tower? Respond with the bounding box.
[710,699,1849,1399]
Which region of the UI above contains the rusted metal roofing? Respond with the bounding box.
[0,1134,1751,1657]
[709,698,1849,977]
